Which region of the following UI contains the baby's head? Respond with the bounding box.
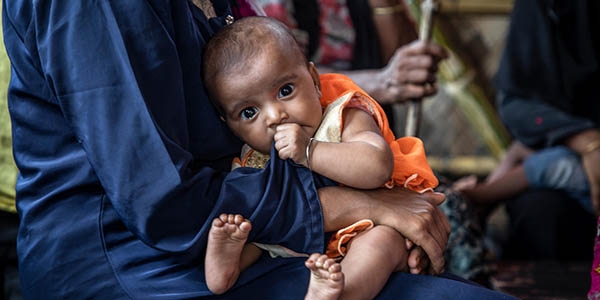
[202,16,323,154]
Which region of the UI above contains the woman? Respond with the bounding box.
[2,0,514,298]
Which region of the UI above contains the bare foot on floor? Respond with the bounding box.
[304,253,344,300]
[205,213,252,295]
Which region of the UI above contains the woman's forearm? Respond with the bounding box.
[318,185,450,273]
[318,186,373,232]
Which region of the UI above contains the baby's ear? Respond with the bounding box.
[308,61,321,94]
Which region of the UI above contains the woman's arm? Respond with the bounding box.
[368,0,418,62]
[318,185,450,274]
[319,41,447,104]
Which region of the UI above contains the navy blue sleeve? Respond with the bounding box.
[497,92,596,148]
[3,0,323,255]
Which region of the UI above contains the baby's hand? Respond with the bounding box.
[274,123,311,167]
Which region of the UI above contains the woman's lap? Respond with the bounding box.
[220,257,515,299]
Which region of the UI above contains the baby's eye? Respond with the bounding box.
[278,84,294,98]
[240,107,258,120]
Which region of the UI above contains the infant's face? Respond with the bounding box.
[213,46,323,154]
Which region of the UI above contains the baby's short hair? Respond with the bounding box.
[202,16,306,115]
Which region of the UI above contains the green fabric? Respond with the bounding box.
[0,19,17,214]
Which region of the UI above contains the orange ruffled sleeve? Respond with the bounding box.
[319,74,438,193]
[325,219,374,258]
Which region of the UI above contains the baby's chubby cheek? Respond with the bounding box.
[251,136,274,155]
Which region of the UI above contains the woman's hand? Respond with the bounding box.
[319,186,450,274]
[373,40,448,104]
[370,188,449,274]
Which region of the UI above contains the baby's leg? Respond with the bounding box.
[205,213,253,295]
[304,253,344,300]
[340,225,407,300]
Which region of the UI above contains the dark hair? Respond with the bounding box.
[202,16,307,117]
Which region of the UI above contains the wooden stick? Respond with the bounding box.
[405,0,438,137]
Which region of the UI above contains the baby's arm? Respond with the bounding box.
[311,108,393,189]
[274,108,392,189]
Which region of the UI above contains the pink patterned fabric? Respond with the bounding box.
[255,0,355,69]
[589,216,600,300]
[232,0,259,18]
[314,0,354,68]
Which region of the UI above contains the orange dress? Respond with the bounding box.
[235,73,438,258]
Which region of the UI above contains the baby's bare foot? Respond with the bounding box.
[304,253,344,300]
[205,214,251,294]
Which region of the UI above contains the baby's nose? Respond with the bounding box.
[265,104,288,126]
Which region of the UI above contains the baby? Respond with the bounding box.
[202,16,438,299]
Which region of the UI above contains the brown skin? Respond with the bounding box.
[456,130,600,217]
[368,0,419,62]
[215,57,323,156]
[308,108,394,189]
[304,253,345,300]
[318,40,448,105]
[319,186,449,274]
[566,129,600,215]
[454,141,533,205]
[212,32,394,189]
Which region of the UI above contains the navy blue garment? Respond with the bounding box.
[493,0,597,260]
[494,0,600,147]
[3,1,515,299]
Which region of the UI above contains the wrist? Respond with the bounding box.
[372,4,404,15]
[305,138,316,169]
[369,0,405,15]
[369,0,400,7]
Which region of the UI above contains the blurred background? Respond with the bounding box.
[0,4,20,300]
[393,1,592,299]
[392,0,510,177]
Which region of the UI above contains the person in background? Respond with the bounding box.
[453,139,593,217]
[484,0,598,297]
[2,0,516,298]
